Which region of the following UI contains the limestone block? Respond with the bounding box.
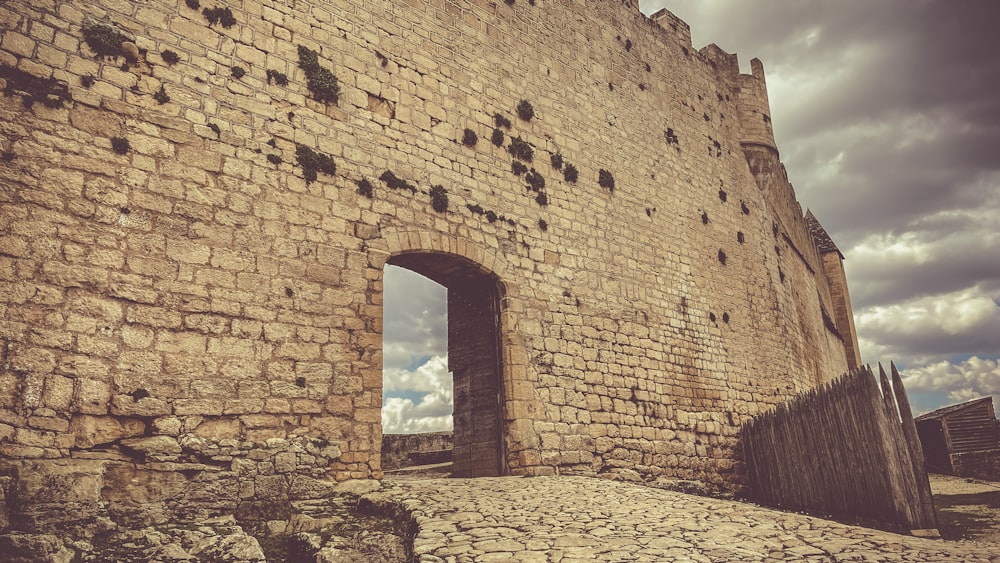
[120,436,182,457]
[69,415,145,448]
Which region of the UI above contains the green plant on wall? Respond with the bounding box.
[81,23,129,58]
[525,169,544,192]
[493,113,511,129]
[295,143,336,184]
[356,178,374,198]
[563,163,578,183]
[462,128,478,147]
[379,170,417,193]
[153,85,170,104]
[429,185,448,213]
[491,128,504,147]
[550,152,563,171]
[598,169,615,192]
[298,46,340,104]
[516,99,534,121]
[266,69,289,86]
[203,6,237,28]
[508,136,534,162]
[111,137,130,154]
[161,50,180,65]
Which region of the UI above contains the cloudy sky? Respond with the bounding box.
[384,0,1000,432]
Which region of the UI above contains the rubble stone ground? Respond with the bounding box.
[371,475,1000,562]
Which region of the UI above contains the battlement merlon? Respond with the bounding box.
[648,8,778,155]
[737,57,779,154]
[649,8,693,50]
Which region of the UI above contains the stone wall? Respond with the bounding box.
[0,0,858,543]
[950,448,1000,482]
[381,431,453,470]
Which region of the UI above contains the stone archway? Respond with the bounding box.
[372,230,540,478]
[386,251,505,477]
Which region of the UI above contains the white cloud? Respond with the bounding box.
[381,355,454,434]
[901,356,1000,414]
[855,286,1000,362]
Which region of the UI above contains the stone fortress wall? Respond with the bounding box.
[0,0,860,539]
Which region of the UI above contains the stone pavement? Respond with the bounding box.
[375,476,1000,562]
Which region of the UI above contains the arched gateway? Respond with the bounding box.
[386,252,506,477]
[375,231,538,477]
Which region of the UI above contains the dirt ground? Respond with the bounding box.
[929,473,1000,542]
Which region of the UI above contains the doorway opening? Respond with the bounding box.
[381,252,506,477]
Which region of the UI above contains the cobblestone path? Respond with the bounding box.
[377,476,1000,562]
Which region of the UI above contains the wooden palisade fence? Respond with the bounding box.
[742,363,938,534]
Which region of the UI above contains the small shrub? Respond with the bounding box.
[485,210,498,223]
[516,99,534,121]
[462,128,478,147]
[153,85,170,104]
[266,154,282,165]
[723,312,730,323]
[511,161,527,176]
[111,137,130,154]
[645,62,651,72]
[493,113,511,129]
[563,163,578,183]
[701,211,709,224]
[356,178,374,198]
[295,377,306,388]
[82,23,129,58]
[709,313,716,323]
[718,189,727,202]
[379,170,417,193]
[741,200,750,215]
[625,39,632,51]
[504,0,514,5]
[298,45,339,104]
[598,169,615,192]
[538,219,548,231]
[80,74,95,88]
[161,50,180,65]
[535,192,548,206]
[550,152,563,171]
[525,168,544,192]
[207,122,221,137]
[230,66,245,79]
[718,249,727,265]
[664,128,679,145]
[429,185,448,213]
[737,231,745,244]
[508,136,533,162]
[466,203,485,215]
[491,128,504,147]
[130,388,150,401]
[266,69,289,86]
[203,6,237,29]
[295,143,336,184]
[185,0,200,8]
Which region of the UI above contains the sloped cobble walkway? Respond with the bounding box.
[378,476,1000,562]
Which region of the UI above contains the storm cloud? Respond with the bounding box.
[641,0,1000,411]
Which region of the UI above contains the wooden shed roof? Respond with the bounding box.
[915,396,994,422]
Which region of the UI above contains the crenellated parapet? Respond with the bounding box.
[737,58,778,155]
